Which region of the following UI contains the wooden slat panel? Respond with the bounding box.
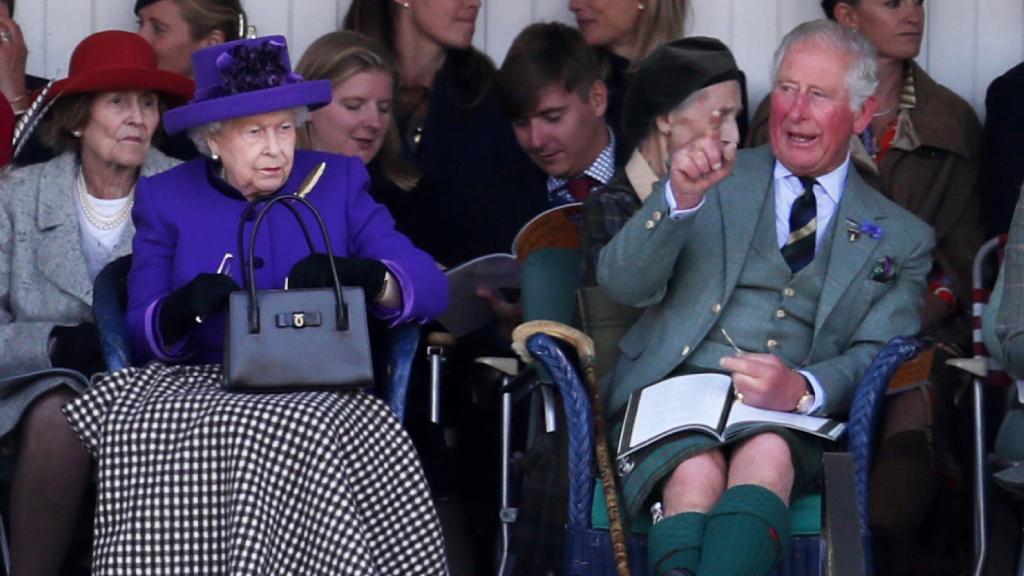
[924,0,977,108]
[94,0,135,35]
[485,0,533,66]
[43,0,92,76]
[15,0,1024,118]
[18,0,46,75]
[975,0,1024,115]
[289,0,341,65]
[731,0,781,115]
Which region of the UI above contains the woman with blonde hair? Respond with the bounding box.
[569,0,748,146]
[296,31,425,243]
[343,0,524,267]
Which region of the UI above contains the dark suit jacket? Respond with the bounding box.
[982,61,1024,236]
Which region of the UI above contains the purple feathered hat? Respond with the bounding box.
[163,35,331,135]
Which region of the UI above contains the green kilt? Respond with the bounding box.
[613,421,827,520]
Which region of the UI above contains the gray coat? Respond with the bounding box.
[0,150,177,435]
[598,145,935,419]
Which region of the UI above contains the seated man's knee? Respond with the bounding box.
[729,432,795,502]
[662,449,727,515]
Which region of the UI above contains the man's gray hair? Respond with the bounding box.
[770,19,879,111]
[188,107,311,157]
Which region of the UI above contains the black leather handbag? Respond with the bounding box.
[222,194,374,392]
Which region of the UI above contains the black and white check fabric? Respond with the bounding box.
[63,362,448,575]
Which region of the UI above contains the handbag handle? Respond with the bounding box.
[242,194,349,334]
[236,199,317,271]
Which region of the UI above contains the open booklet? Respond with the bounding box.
[617,372,847,461]
[436,203,583,337]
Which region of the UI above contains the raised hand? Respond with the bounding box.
[719,352,808,411]
[669,110,739,210]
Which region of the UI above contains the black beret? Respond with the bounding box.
[621,36,743,146]
[134,0,159,14]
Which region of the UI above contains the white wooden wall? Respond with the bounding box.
[19,0,1024,119]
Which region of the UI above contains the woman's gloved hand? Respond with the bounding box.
[159,273,240,345]
[287,254,387,301]
[50,322,105,376]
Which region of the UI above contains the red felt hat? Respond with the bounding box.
[48,30,194,107]
[0,98,13,168]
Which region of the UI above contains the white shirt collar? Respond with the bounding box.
[772,156,851,204]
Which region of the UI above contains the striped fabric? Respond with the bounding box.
[972,235,1012,387]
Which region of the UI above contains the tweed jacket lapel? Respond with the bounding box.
[35,153,93,305]
[813,168,882,337]
[717,147,774,301]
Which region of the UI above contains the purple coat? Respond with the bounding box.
[127,151,447,365]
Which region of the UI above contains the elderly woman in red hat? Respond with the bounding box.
[0,30,192,576]
[61,35,448,573]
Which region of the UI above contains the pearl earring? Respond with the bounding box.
[212,152,220,161]
[71,130,82,138]
[638,2,645,10]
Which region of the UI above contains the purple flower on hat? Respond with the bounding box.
[214,39,302,96]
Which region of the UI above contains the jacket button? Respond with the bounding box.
[776,309,786,319]
[766,339,779,349]
[783,287,795,298]
[652,211,663,222]
[711,303,722,314]
[252,256,264,269]
[644,220,656,230]
[681,345,691,357]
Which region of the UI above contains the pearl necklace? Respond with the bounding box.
[76,168,134,231]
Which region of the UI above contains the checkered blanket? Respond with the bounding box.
[63,362,448,575]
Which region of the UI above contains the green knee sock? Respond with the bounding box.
[697,484,791,576]
[647,511,706,575]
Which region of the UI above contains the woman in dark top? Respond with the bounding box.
[295,30,424,246]
[343,0,524,267]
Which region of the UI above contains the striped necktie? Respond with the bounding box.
[781,176,818,273]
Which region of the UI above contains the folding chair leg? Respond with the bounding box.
[972,377,989,576]
[498,376,516,576]
[1017,513,1024,576]
[426,345,445,425]
[0,512,8,576]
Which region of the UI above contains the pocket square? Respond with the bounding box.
[870,255,898,283]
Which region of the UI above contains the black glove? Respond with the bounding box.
[51,322,105,376]
[159,273,240,345]
[287,254,387,300]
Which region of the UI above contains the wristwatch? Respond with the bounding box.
[795,388,815,414]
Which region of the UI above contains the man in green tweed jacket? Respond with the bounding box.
[597,20,934,576]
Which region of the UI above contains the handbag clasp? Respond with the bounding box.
[275,311,321,329]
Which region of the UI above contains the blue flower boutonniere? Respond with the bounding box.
[845,218,883,242]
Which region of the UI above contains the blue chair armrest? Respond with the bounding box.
[847,334,924,573]
[382,322,421,422]
[92,255,134,372]
[525,332,595,530]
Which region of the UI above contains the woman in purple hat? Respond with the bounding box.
[0,30,192,575]
[61,35,448,574]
